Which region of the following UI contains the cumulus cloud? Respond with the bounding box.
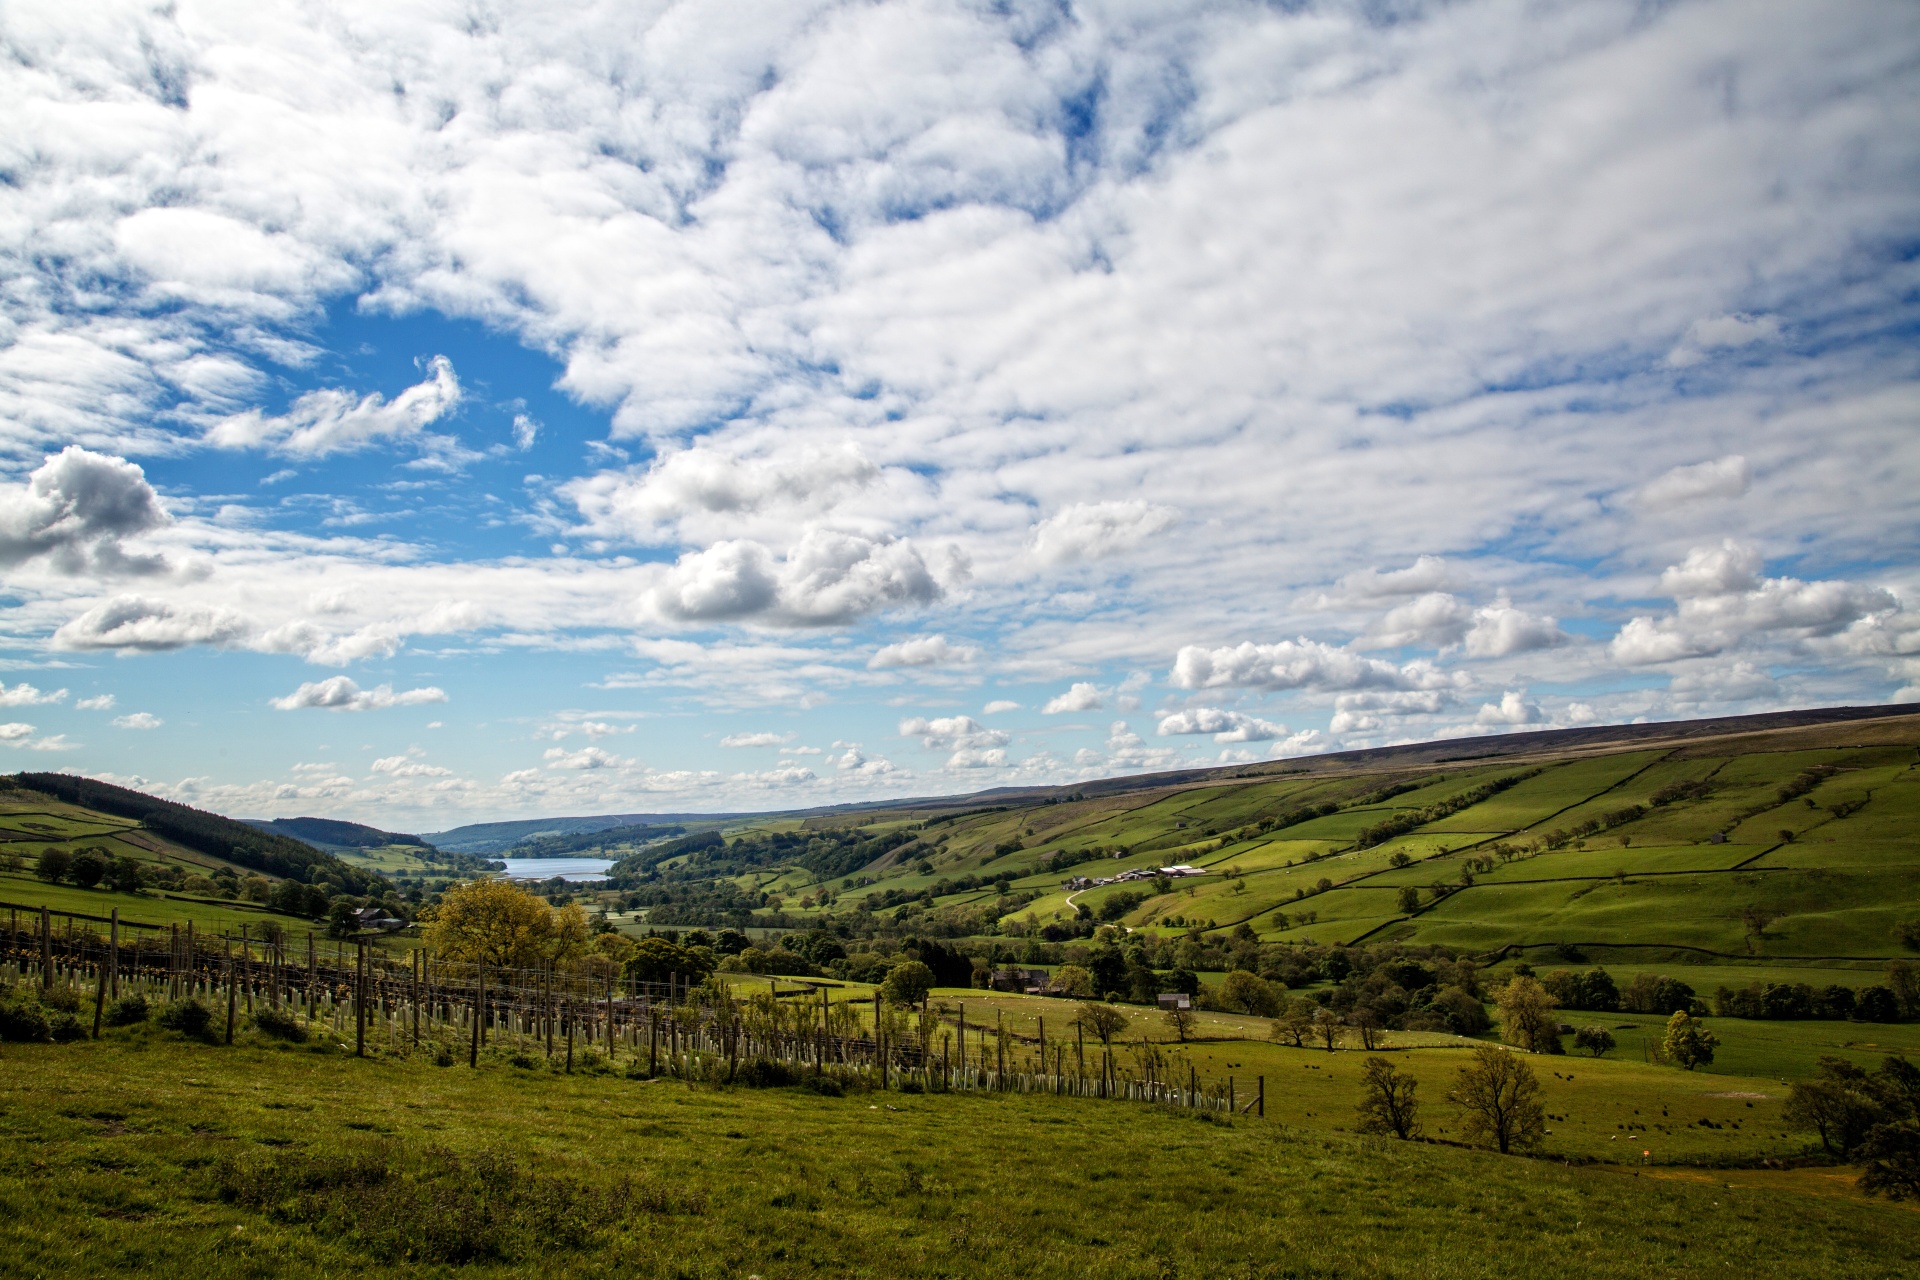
[1328,689,1454,734]
[1463,600,1569,658]
[0,683,67,706]
[1170,638,1460,693]
[566,443,883,546]
[371,755,455,778]
[1637,456,1753,508]
[0,722,70,750]
[868,634,977,668]
[54,596,252,652]
[1155,707,1288,742]
[1361,593,1474,649]
[543,746,630,771]
[1475,691,1544,726]
[1041,682,1105,714]
[112,712,162,729]
[1612,541,1898,665]
[982,699,1021,714]
[899,715,1009,752]
[271,677,449,712]
[720,731,792,748]
[1028,501,1178,565]
[1320,557,1458,604]
[209,357,463,457]
[75,694,115,710]
[646,529,943,626]
[0,448,170,576]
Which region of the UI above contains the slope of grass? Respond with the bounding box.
[3,1034,1918,1280]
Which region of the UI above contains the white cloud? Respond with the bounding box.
[646,529,944,626]
[0,683,67,707]
[1041,682,1105,714]
[1170,638,1461,694]
[1613,542,1898,665]
[1637,456,1753,508]
[1462,600,1569,658]
[209,358,463,458]
[0,722,70,751]
[982,699,1021,714]
[1361,592,1474,649]
[868,634,978,668]
[271,677,449,712]
[543,746,631,771]
[945,747,1008,769]
[1667,314,1783,367]
[720,731,793,748]
[512,414,540,451]
[566,443,885,547]
[75,694,115,711]
[1155,707,1288,742]
[111,712,162,729]
[0,448,170,577]
[1028,502,1178,565]
[1322,557,1457,604]
[899,715,1009,752]
[54,596,254,653]
[371,755,455,778]
[1475,691,1544,726]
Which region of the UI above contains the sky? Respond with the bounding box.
[0,0,1916,832]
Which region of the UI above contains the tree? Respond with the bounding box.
[1858,1121,1920,1201]
[1395,886,1420,914]
[1898,918,1920,952]
[1573,1025,1616,1057]
[1784,1056,1888,1157]
[1348,1006,1383,1050]
[1355,1056,1422,1139]
[67,849,106,889]
[1050,964,1095,998]
[421,879,561,968]
[1661,1009,1719,1070]
[623,935,712,984]
[1886,960,1919,1019]
[880,960,935,1007]
[34,848,70,883]
[1493,976,1560,1053]
[1312,1007,1343,1052]
[106,855,145,893]
[1073,1001,1129,1048]
[1219,969,1282,1017]
[1163,1004,1195,1043]
[1269,998,1315,1048]
[1448,1046,1546,1154]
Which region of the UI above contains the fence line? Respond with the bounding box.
[0,908,1264,1116]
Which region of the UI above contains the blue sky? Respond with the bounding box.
[0,0,1916,830]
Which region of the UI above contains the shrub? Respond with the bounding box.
[251,1005,308,1042]
[732,1058,798,1088]
[0,997,53,1042]
[105,994,150,1027]
[799,1073,846,1097]
[158,997,216,1038]
[1573,1025,1615,1057]
[48,1012,85,1043]
[38,984,82,1013]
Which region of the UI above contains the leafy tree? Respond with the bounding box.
[1072,1001,1128,1048]
[67,849,106,889]
[1785,1060,1884,1156]
[1355,1056,1422,1139]
[1448,1046,1546,1154]
[1312,1007,1343,1052]
[1573,1025,1616,1057]
[106,855,146,893]
[1885,960,1918,1019]
[1163,1004,1195,1043]
[1856,985,1901,1022]
[1395,886,1420,914]
[623,935,713,984]
[1898,918,1920,952]
[1493,976,1560,1053]
[1430,986,1490,1036]
[1086,944,1128,998]
[421,879,564,969]
[880,960,935,1007]
[1050,965,1094,998]
[1269,998,1316,1048]
[1219,969,1282,1017]
[34,847,69,883]
[1858,1121,1920,1201]
[1661,1009,1719,1070]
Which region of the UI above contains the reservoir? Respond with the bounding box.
[497,856,615,882]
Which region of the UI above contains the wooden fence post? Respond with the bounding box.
[471,962,483,1067]
[355,943,366,1057]
[108,908,119,999]
[225,943,236,1045]
[40,905,51,989]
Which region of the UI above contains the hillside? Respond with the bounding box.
[423,811,742,855]
[604,705,1920,972]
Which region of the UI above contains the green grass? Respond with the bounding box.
[4,1031,1918,1279]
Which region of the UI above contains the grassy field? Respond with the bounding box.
[3,1031,1917,1280]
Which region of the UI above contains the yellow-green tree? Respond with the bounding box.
[1493,975,1560,1053]
[1661,1009,1719,1070]
[421,879,559,969]
[1448,1045,1546,1153]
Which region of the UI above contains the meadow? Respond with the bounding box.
[3,1031,1918,1280]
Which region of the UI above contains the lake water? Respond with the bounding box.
[497,857,616,882]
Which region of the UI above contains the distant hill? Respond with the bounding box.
[424,812,743,855]
[11,772,388,895]
[244,816,429,850]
